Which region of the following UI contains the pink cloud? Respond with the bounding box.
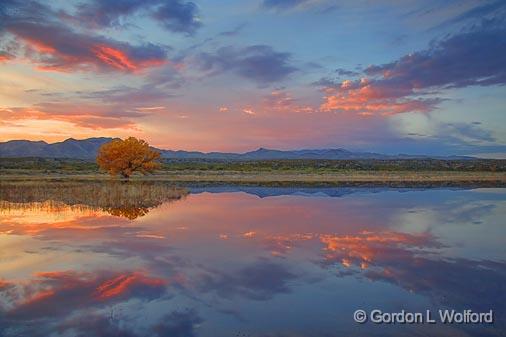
[262,90,315,113]
[5,20,168,73]
[319,78,440,116]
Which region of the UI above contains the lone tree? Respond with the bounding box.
[97,137,161,179]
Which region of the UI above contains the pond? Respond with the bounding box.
[0,184,505,336]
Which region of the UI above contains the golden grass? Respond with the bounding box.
[0,181,188,219]
[1,170,504,186]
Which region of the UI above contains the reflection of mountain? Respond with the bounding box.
[0,181,187,219]
[189,186,465,198]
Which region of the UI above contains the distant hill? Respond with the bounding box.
[0,137,473,160]
[0,138,113,158]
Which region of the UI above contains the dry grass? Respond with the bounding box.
[1,170,504,187]
[0,181,188,219]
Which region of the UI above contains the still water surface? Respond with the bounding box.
[0,186,505,336]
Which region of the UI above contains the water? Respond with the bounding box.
[0,186,505,336]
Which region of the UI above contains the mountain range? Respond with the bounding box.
[0,137,472,160]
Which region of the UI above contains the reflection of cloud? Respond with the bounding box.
[1,190,504,335]
[3,305,202,337]
[197,260,297,300]
[57,309,203,337]
[320,230,438,269]
[319,229,506,320]
[2,271,167,320]
[365,258,506,318]
[152,309,202,337]
[95,272,166,301]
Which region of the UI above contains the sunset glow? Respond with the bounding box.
[0,0,504,155]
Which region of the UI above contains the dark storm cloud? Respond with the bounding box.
[197,45,297,85]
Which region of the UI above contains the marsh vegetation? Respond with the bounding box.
[1,158,505,187]
[0,181,187,219]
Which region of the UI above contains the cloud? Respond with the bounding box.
[444,0,506,27]
[261,0,313,10]
[437,122,496,143]
[0,51,14,62]
[318,21,506,116]
[335,67,359,76]
[75,0,152,28]
[262,90,315,113]
[319,79,442,115]
[0,102,150,130]
[75,0,202,34]
[197,45,297,85]
[365,26,506,89]
[152,1,201,35]
[0,0,168,73]
[219,23,247,37]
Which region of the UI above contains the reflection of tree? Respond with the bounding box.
[0,181,187,219]
[104,206,150,220]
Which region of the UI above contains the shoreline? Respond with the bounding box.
[1,171,505,188]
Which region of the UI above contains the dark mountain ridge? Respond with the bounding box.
[0,137,474,160]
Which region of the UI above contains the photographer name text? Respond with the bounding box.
[353,309,494,324]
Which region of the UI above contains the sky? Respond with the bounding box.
[0,0,505,156]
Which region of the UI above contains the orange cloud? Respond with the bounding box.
[93,44,138,71]
[0,53,14,63]
[262,90,315,113]
[242,108,256,115]
[6,21,168,73]
[0,102,146,131]
[91,44,166,72]
[320,78,439,116]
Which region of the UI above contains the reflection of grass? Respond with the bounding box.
[0,181,188,219]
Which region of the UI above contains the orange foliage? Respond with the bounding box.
[96,137,161,178]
